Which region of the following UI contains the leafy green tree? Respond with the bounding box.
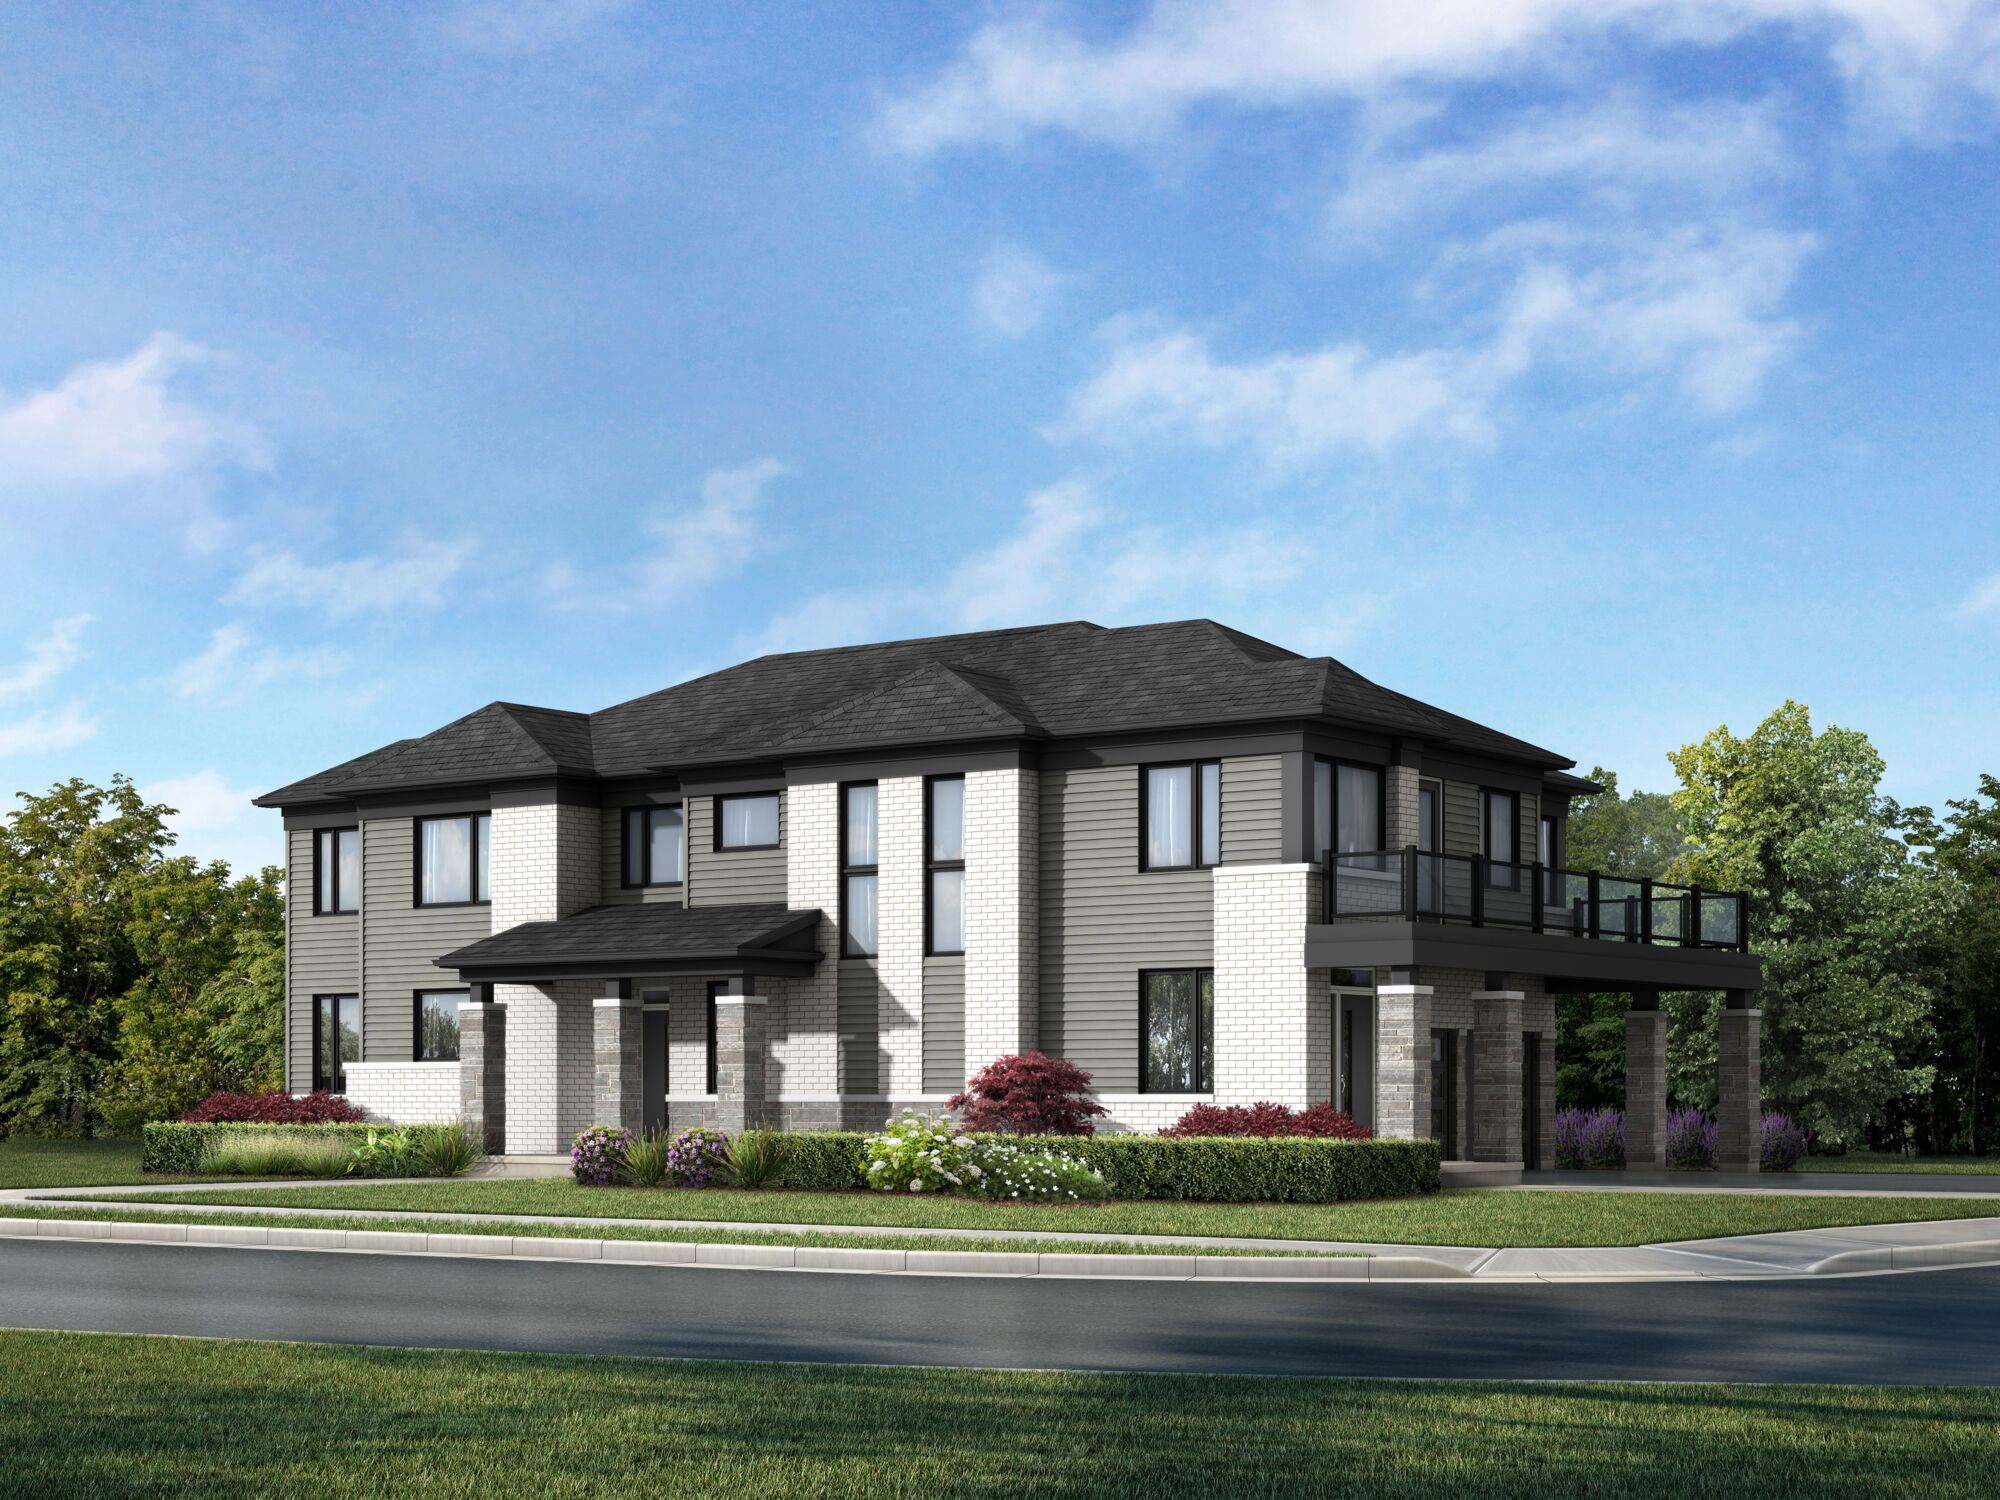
[1913,775,2000,1154]
[1661,702,1949,1147]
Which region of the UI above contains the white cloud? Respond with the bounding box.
[1957,571,2000,620]
[548,458,791,610]
[0,703,98,756]
[141,770,261,832]
[443,0,635,56]
[0,614,91,704]
[173,625,347,704]
[228,536,475,617]
[877,0,2000,157]
[0,334,263,491]
[974,245,1073,337]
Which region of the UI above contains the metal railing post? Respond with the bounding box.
[1639,878,1653,946]
[1402,845,1417,920]
[1688,885,1702,947]
[1532,861,1544,933]
[1587,871,1600,942]
[1471,853,1485,928]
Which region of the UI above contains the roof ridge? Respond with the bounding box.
[765,659,1029,751]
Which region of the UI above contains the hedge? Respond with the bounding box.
[769,1131,1437,1202]
[142,1121,379,1174]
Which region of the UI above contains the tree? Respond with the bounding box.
[948,1051,1108,1136]
[1661,702,1949,1147]
[1913,775,2000,1154]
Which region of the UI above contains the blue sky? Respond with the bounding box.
[2,0,1998,876]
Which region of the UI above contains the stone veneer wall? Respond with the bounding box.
[963,767,1038,1072]
[338,1062,462,1124]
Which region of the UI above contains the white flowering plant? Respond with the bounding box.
[963,1140,1110,1203]
[861,1110,975,1194]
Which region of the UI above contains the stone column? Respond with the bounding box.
[1625,996,1668,1171]
[1375,983,1432,1140]
[713,986,770,1134]
[459,989,506,1154]
[1471,989,1523,1162]
[1533,1031,1557,1170]
[593,981,642,1134]
[1717,997,1762,1174]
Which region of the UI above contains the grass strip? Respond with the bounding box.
[0,1137,228,1190]
[0,1204,1338,1258]
[4,1329,1999,1499]
[79,1179,2000,1247]
[1795,1154,2000,1175]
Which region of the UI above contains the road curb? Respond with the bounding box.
[1805,1239,2000,1275]
[0,1215,1425,1280]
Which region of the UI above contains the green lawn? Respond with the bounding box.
[1797,1152,2000,1175]
[0,1137,228,1191]
[2,1330,1995,1499]
[75,1179,2000,1247]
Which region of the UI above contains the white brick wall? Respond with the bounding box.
[963,767,1037,1072]
[339,1062,461,1125]
[490,802,598,932]
[876,776,925,1097]
[778,782,839,1096]
[1386,765,1420,851]
[1211,863,1325,1109]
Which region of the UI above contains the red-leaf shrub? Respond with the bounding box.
[180,1090,364,1124]
[948,1051,1107,1136]
[1159,1101,1373,1140]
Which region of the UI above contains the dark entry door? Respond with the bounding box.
[1429,1029,1457,1160]
[642,1007,669,1135]
[1521,1031,1540,1168]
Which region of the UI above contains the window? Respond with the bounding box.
[415,990,465,1061]
[1540,813,1558,868]
[841,783,878,957]
[417,814,491,906]
[1143,762,1220,870]
[1481,789,1518,890]
[314,828,359,915]
[1141,969,1214,1092]
[622,805,685,886]
[1315,760,1385,866]
[927,775,965,955]
[1417,780,1443,912]
[705,980,724,1094]
[717,792,780,850]
[313,995,360,1093]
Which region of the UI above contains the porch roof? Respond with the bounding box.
[1303,921,1764,993]
[437,903,824,983]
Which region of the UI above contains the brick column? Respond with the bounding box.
[459,992,505,1154]
[1375,984,1431,1140]
[1471,989,1523,1162]
[963,767,1038,1073]
[1213,864,1323,1107]
[594,982,642,1134]
[1717,1000,1762,1174]
[1625,1009,1669,1170]
[714,991,770,1133]
[876,776,925,1099]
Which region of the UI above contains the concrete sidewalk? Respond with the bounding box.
[1518,1168,2000,1197]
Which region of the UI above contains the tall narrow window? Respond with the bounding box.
[622,805,685,886]
[927,775,966,955]
[717,793,780,849]
[1482,789,1518,890]
[1417,780,1443,913]
[414,990,465,1062]
[314,994,360,1093]
[1140,969,1214,1092]
[841,783,878,957]
[1143,762,1220,870]
[1539,813,1558,868]
[314,828,360,915]
[1315,760,1385,864]
[705,980,723,1094]
[417,814,490,906]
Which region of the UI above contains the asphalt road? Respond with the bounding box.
[5,1240,1999,1383]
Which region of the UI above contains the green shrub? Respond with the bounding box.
[965,1139,1110,1202]
[779,1130,868,1190]
[1042,1135,1440,1202]
[724,1130,793,1189]
[408,1121,485,1178]
[199,1131,356,1178]
[863,1113,972,1194]
[144,1121,376,1174]
[622,1128,674,1188]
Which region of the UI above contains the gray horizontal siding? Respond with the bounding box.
[838,960,879,1095]
[288,827,356,1093]
[1038,766,1213,1093]
[1443,780,1481,857]
[1220,754,1282,864]
[687,793,787,908]
[598,806,685,907]
[361,817,490,1064]
[922,956,966,1095]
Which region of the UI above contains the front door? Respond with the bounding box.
[1429,1029,1457,1159]
[641,1000,669,1135]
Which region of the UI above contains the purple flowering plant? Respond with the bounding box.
[571,1125,633,1186]
[1666,1108,1718,1170]
[666,1126,731,1188]
[1761,1112,1807,1172]
[1554,1107,1625,1168]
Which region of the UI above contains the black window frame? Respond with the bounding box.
[1481,788,1520,890]
[312,826,360,916]
[713,792,781,852]
[1540,812,1560,868]
[1138,967,1215,1094]
[704,980,724,1094]
[621,803,686,888]
[925,773,966,957]
[312,993,360,1094]
[413,812,492,908]
[413,988,467,1062]
[1138,760,1222,873]
[1315,757,1388,863]
[839,781,879,959]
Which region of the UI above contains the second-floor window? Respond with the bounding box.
[314,827,359,915]
[622,805,685,886]
[1482,789,1518,889]
[1314,760,1384,864]
[1144,762,1220,870]
[417,813,491,906]
[717,793,780,850]
[841,782,878,957]
[928,775,965,955]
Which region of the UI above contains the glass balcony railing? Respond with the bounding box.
[1321,849,1748,952]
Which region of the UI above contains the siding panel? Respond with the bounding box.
[361,817,492,1063]
[1443,781,1481,857]
[687,793,788,907]
[288,827,357,1093]
[838,960,880,1094]
[921,956,966,1094]
[1038,766,1213,1092]
[597,806,686,907]
[1219,754,1283,864]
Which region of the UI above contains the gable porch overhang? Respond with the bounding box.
[437,903,825,985]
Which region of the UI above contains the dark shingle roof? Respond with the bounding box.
[259,617,1575,806]
[436,903,822,979]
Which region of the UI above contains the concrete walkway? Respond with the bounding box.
[1519,1168,2000,1197]
[7,1180,2000,1281]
